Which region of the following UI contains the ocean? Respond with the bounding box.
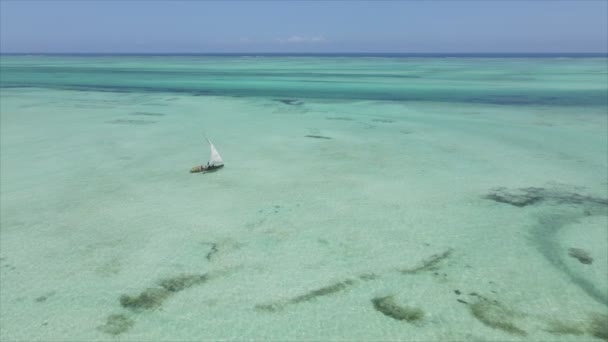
[1,54,607,341]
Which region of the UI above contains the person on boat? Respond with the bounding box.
[190,163,208,173]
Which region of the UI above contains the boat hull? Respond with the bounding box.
[190,164,224,173]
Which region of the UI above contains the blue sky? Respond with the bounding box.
[1,0,607,53]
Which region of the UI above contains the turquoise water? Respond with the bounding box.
[1,55,607,341]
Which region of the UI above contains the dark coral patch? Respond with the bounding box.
[254,303,283,312]
[372,296,424,322]
[568,248,593,265]
[485,186,608,208]
[34,291,56,303]
[276,99,303,106]
[289,280,354,304]
[589,313,608,341]
[119,288,170,310]
[119,273,208,311]
[158,274,208,292]
[469,298,527,336]
[544,319,585,336]
[400,249,452,274]
[106,119,157,125]
[358,273,379,281]
[130,112,165,116]
[305,135,332,140]
[255,279,355,312]
[97,314,135,335]
[485,187,544,207]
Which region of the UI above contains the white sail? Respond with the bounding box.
[206,138,224,166]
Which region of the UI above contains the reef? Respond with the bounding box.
[119,273,208,311]
[487,185,608,306]
[568,248,594,265]
[544,319,585,336]
[534,213,607,306]
[158,274,208,292]
[400,249,452,274]
[484,186,608,208]
[254,303,284,312]
[130,112,165,116]
[371,296,424,322]
[276,99,303,106]
[255,279,355,312]
[485,187,544,207]
[290,280,354,304]
[544,313,608,341]
[34,291,56,303]
[202,242,219,261]
[589,313,608,341]
[106,119,157,125]
[358,273,379,281]
[119,288,170,310]
[97,314,135,335]
[469,297,527,336]
[305,135,332,140]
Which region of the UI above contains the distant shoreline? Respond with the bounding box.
[1,52,607,58]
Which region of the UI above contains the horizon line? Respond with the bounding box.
[1,51,607,55]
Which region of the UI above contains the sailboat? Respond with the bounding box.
[190,137,224,173]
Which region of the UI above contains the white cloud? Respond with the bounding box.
[236,35,328,45]
[276,35,327,44]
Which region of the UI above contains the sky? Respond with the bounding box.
[0,0,607,53]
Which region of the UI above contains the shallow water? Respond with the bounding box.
[1,55,607,341]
